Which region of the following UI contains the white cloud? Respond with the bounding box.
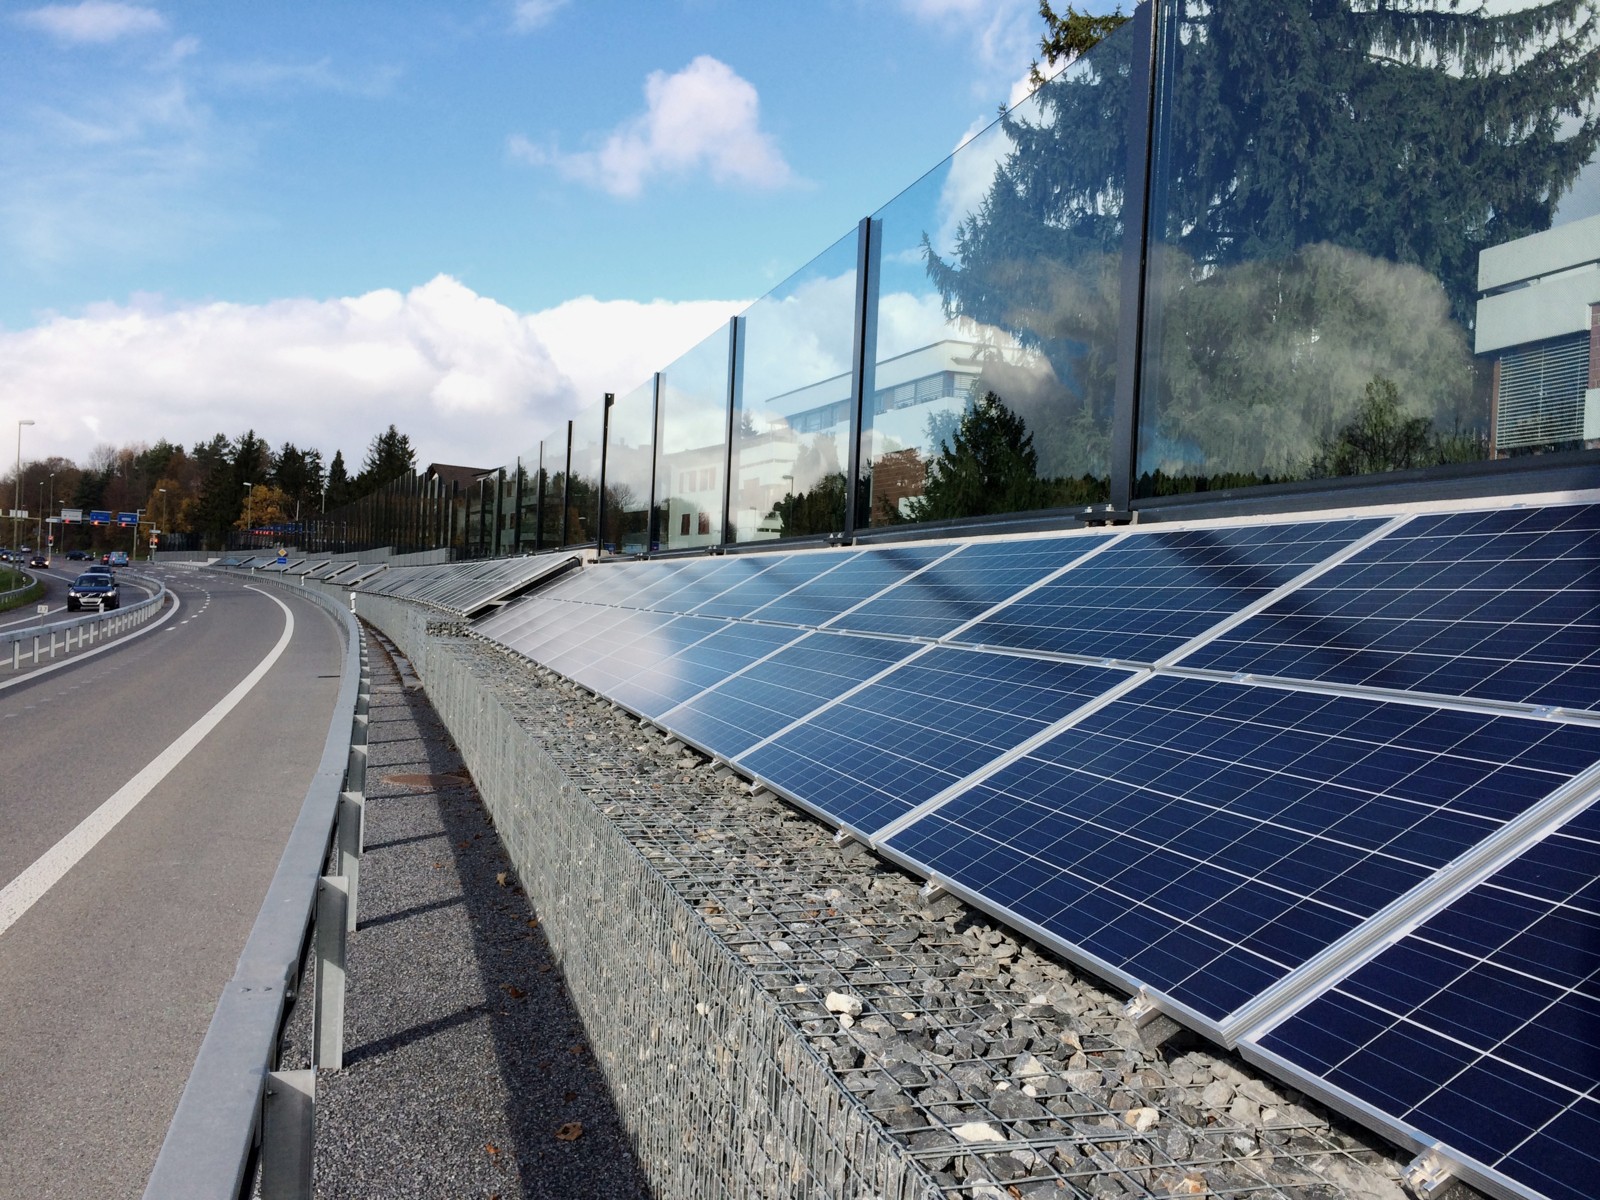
[0,278,746,472]
[896,0,1040,91]
[509,56,796,198]
[15,1,165,44]
[510,0,568,33]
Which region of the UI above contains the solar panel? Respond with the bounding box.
[881,675,1600,1026]
[1187,504,1600,711]
[661,631,920,761]
[688,551,860,620]
[737,649,1130,835]
[827,534,1111,640]
[954,518,1381,663]
[605,619,806,719]
[1251,798,1600,1200]
[743,542,955,629]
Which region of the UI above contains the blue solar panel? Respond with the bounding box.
[605,557,730,612]
[606,620,805,719]
[478,597,596,658]
[1254,799,1600,1200]
[746,543,954,628]
[630,555,792,615]
[954,518,1380,663]
[737,649,1130,834]
[883,675,1600,1025]
[1187,503,1600,711]
[560,610,713,698]
[689,552,859,620]
[828,534,1111,641]
[661,632,919,761]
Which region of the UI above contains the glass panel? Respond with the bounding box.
[566,411,602,547]
[863,24,1130,527]
[731,231,859,543]
[1139,2,1600,495]
[604,380,657,555]
[658,323,731,551]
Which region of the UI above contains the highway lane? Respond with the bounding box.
[0,559,158,635]
[0,568,348,1198]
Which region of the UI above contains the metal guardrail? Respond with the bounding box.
[142,581,370,1200]
[0,571,168,672]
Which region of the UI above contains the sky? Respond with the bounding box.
[0,0,1101,476]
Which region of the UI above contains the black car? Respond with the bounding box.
[66,572,119,611]
[28,555,48,568]
[66,549,88,561]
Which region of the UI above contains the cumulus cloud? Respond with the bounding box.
[509,56,795,197]
[0,277,745,472]
[15,1,165,44]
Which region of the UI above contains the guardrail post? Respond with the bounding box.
[336,791,363,932]
[313,876,348,1070]
[345,743,366,795]
[260,1068,315,1200]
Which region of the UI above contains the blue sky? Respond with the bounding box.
[0,0,1103,470]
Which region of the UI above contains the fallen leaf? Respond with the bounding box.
[554,1122,583,1141]
[496,871,508,887]
[484,1142,498,1156]
[563,1090,578,1103]
[527,918,539,928]
[500,984,526,999]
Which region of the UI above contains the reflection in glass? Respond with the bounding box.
[731,231,860,543]
[657,324,731,551]
[566,412,602,547]
[604,380,657,554]
[863,23,1133,527]
[1140,1,1600,494]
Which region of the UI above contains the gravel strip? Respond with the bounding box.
[294,637,651,1198]
[442,629,1415,1200]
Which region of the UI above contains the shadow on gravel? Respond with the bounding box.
[364,642,651,1200]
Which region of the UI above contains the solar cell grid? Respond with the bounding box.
[954,518,1379,664]
[688,552,859,620]
[738,649,1130,834]
[1187,502,1600,711]
[827,534,1109,640]
[605,620,805,719]
[746,542,954,628]
[884,675,1600,1025]
[640,555,796,615]
[662,631,918,761]
[1254,800,1600,1200]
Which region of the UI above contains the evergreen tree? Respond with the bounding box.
[356,425,416,494]
[905,393,1050,523]
[325,450,351,509]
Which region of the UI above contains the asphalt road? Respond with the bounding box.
[0,557,157,634]
[0,567,348,1198]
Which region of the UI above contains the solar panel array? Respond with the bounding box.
[470,500,1600,1200]
[349,553,578,617]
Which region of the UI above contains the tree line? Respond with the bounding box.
[2,424,417,551]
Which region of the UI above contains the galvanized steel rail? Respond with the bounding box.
[0,570,169,671]
[142,582,369,1200]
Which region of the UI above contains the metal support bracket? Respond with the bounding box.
[1123,990,1182,1050]
[314,876,349,1070]
[336,791,364,930]
[1404,1150,1478,1199]
[260,1068,315,1200]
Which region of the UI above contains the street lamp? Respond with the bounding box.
[154,487,167,562]
[46,471,55,559]
[243,482,254,550]
[36,480,43,558]
[13,419,33,553]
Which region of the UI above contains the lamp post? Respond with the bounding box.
[131,508,145,561]
[13,419,33,554]
[153,487,167,561]
[243,482,253,551]
[46,471,55,559]
[36,480,44,558]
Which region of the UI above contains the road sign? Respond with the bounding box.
[90,510,111,526]
[61,508,83,523]
[117,512,137,527]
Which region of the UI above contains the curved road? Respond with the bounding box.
[0,567,348,1198]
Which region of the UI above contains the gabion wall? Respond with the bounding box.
[351,591,939,1200]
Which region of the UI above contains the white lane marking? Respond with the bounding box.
[0,588,294,938]
[0,591,184,694]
